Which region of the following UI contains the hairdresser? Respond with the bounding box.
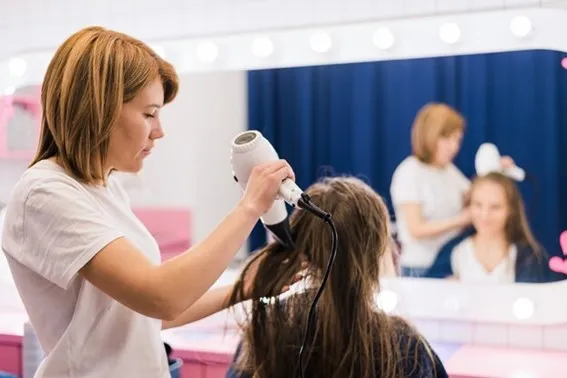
[1,27,294,378]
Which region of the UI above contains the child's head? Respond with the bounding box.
[470,172,539,251]
[229,177,424,378]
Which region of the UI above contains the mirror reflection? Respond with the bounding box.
[244,49,567,286]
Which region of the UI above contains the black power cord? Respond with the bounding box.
[294,193,338,378]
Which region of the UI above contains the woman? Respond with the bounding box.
[390,103,473,277]
[227,177,448,378]
[0,27,295,377]
[426,172,560,283]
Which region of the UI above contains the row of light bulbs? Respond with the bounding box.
[0,14,534,94]
[149,15,533,63]
[376,289,535,320]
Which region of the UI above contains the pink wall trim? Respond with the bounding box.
[0,95,42,160]
[132,208,192,260]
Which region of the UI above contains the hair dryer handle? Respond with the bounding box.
[504,165,526,182]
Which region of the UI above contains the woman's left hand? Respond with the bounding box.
[500,156,515,169]
[241,254,308,300]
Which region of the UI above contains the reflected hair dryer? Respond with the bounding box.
[475,143,525,181]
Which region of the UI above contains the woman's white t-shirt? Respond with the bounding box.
[1,160,170,378]
[450,237,517,284]
[390,156,470,269]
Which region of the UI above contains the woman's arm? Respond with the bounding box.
[400,203,470,239]
[79,160,294,321]
[162,284,233,329]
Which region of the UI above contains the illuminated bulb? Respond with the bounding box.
[9,58,27,78]
[443,296,460,312]
[375,290,398,313]
[252,37,274,58]
[513,297,534,320]
[309,31,333,53]
[3,86,15,96]
[510,16,532,38]
[439,23,461,44]
[372,28,395,50]
[196,41,219,63]
[149,44,166,59]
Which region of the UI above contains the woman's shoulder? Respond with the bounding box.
[393,156,424,175]
[388,316,449,377]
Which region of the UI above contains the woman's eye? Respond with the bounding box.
[145,113,155,119]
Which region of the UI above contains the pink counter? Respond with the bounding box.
[2,308,567,378]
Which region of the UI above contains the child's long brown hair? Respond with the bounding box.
[229,177,435,378]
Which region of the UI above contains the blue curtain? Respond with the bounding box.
[246,49,567,257]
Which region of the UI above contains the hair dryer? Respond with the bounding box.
[475,143,525,182]
[230,130,303,249]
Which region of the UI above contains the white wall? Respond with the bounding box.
[122,70,249,255]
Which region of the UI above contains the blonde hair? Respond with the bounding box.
[411,102,465,164]
[31,26,179,184]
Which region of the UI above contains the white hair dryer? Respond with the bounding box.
[474,143,525,182]
[230,130,304,249]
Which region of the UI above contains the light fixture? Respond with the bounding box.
[3,86,15,96]
[375,289,398,313]
[439,22,461,44]
[372,28,395,50]
[252,37,274,58]
[8,58,27,78]
[510,16,532,38]
[512,297,534,320]
[149,44,166,59]
[443,296,461,312]
[195,41,219,63]
[309,31,333,53]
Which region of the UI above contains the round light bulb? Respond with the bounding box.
[252,37,274,58]
[513,297,534,320]
[375,289,398,313]
[309,31,333,53]
[372,28,395,50]
[3,86,15,96]
[196,41,219,63]
[510,16,532,38]
[439,23,461,44]
[9,58,27,78]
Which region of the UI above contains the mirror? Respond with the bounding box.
[244,49,567,287]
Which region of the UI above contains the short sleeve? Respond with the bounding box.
[390,159,423,206]
[4,179,124,289]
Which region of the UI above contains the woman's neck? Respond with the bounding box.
[472,233,511,269]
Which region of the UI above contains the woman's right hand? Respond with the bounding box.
[239,159,295,219]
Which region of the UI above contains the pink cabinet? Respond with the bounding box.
[0,94,41,161]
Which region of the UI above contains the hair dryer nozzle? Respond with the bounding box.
[265,217,295,250]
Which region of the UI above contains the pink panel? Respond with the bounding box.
[0,337,22,375]
[132,208,192,260]
[204,364,230,378]
[444,345,567,378]
[0,94,41,160]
